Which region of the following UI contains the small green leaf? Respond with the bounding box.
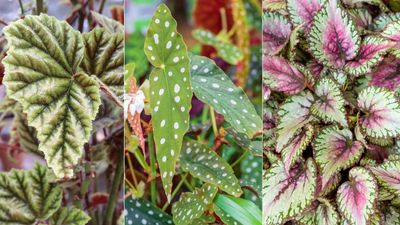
[0,163,62,224]
[190,55,262,138]
[81,28,124,95]
[125,197,173,225]
[3,14,101,178]
[214,194,262,225]
[172,183,218,225]
[192,29,243,64]
[311,77,347,126]
[180,139,242,196]
[90,11,123,33]
[49,207,90,225]
[144,3,193,199]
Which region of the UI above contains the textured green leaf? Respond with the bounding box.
[13,109,40,155]
[0,163,62,224]
[276,91,314,152]
[144,4,192,199]
[192,29,243,64]
[180,139,242,196]
[49,207,90,225]
[172,183,217,225]
[90,11,123,33]
[190,54,261,138]
[369,159,400,198]
[263,158,317,225]
[297,198,339,225]
[281,124,314,172]
[311,78,347,126]
[0,96,17,113]
[382,19,400,42]
[125,197,173,225]
[214,194,262,225]
[315,126,363,189]
[81,28,124,95]
[383,206,400,225]
[3,14,101,178]
[357,87,400,138]
[226,128,262,156]
[240,154,262,206]
[336,167,378,225]
[372,13,400,31]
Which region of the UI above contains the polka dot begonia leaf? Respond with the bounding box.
[172,183,218,225]
[124,197,173,225]
[192,29,243,65]
[81,28,124,96]
[180,139,242,196]
[144,3,193,200]
[226,127,262,156]
[190,55,262,138]
[214,194,262,225]
[2,14,101,179]
[240,154,262,206]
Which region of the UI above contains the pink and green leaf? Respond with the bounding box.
[336,167,378,225]
[263,158,317,225]
[382,20,400,42]
[315,126,363,184]
[297,198,340,225]
[311,78,347,126]
[345,36,394,77]
[276,91,314,152]
[262,12,291,55]
[144,4,193,200]
[309,0,360,69]
[369,57,400,91]
[357,86,400,138]
[281,124,314,172]
[287,0,325,32]
[369,160,400,198]
[263,56,307,95]
[371,13,400,31]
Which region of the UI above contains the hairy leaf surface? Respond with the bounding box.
[263,56,307,95]
[263,158,317,225]
[81,28,124,94]
[180,139,242,195]
[311,78,347,126]
[357,87,400,138]
[144,4,192,199]
[262,13,291,55]
[336,167,378,225]
[309,0,360,68]
[3,14,101,178]
[0,163,62,224]
[192,29,243,64]
[191,55,261,138]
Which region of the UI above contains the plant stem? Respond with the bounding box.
[210,106,219,137]
[126,153,138,186]
[103,148,124,225]
[92,75,123,108]
[18,0,25,15]
[36,0,43,15]
[231,150,248,167]
[98,0,107,13]
[162,173,189,211]
[183,179,194,192]
[198,106,209,141]
[148,131,157,205]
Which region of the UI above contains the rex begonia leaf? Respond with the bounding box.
[357,86,400,138]
[190,55,262,138]
[309,0,360,69]
[369,159,400,198]
[382,20,400,42]
[0,163,62,224]
[172,183,218,225]
[297,198,339,225]
[49,207,90,225]
[371,13,400,31]
[336,167,378,225]
[370,57,400,91]
[180,139,242,196]
[311,77,347,126]
[192,29,243,64]
[314,126,363,189]
[81,28,124,95]
[263,158,317,225]
[287,0,324,32]
[263,56,307,95]
[345,36,393,77]
[281,124,314,172]
[2,14,101,178]
[125,197,173,225]
[144,3,192,200]
[383,206,400,225]
[276,91,314,152]
[317,173,341,197]
[262,12,291,55]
